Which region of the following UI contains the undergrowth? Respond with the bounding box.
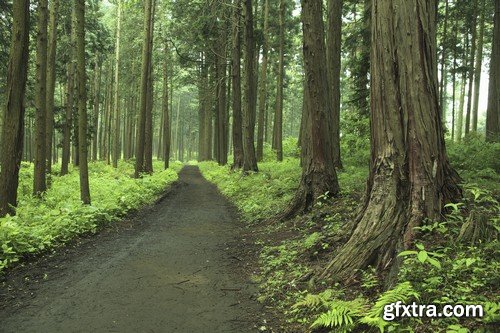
[0,160,182,273]
[199,137,499,332]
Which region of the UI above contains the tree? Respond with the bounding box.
[242,0,258,172]
[273,0,285,162]
[0,0,30,217]
[326,0,342,169]
[464,0,478,135]
[471,0,485,132]
[256,0,269,162]
[34,0,49,196]
[231,0,244,169]
[486,0,499,142]
[280,0,339,218]
[322,0,461,281]
[162,40,171,169]
[135,0,154,178]
[112,0,122,168]
[46,0,60,174]
[76,0,91,204]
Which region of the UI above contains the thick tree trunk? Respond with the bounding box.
[112,0,122,168]
[0,0,30,217]
[76,0,90,204]
[486,0,499,142]
[231,0,244,169]
[326,0,343,169]
[256,0,269,162]
[135,0,153,178]
[242,0,258,172]
[280,0,339,219]
[34,0,49,196]
[45,0,59,174]
[322,0,461,282]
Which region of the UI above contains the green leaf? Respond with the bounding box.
[416,243,425,250]
[397,250,417,257]
[417,250,428,263]
[427,257,441,269]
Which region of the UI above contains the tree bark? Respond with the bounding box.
[471,0,485,132]
[279,0,339,219]
[326,0,343,169]
[465,0,478,135]
[34,0,49,196]
[438,0,449,123]
[92,57,101,161]
[112,0,122,168]
[486,0,499,142]
[162,40,170,169]
[242,0,258,172]
[322,0,461,282]
[0,0,30,217]
[75,0,90,204]
[256,0,269,162]
[231,0,244,169]
[45,0,59,174]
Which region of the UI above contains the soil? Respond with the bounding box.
[0,166,269,333]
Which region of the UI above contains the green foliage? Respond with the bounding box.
[0,161,181,272]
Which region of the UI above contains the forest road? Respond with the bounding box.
[0,166,264,333]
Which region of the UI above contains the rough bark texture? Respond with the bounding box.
[231,0,244,170]
[216,24,228,166]
[326,0,343,169]
[34,0,49,196]
[322,0,461,282]
[242,0,258,172]
[256,0,269,162]
[45,0,59,174]
[0,0,30,217]
[486,0,499,142]
[280,0,339,219]
[76,0,91,205]
[135,0,153,178]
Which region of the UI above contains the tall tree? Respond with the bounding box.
[326,0,342,169]
[322,0,461,281]
[46,0,59,174]
[231,0,244,169]
[162,40,170,169]
[273,0,285,162]
[256,0,269,162]
[471,0,485,132]
[112,0,122,168]
[76,0,91,204]
[92,57,101,161]
[134,0,153,178]
[0,0,30,217]
[486,0,499,142]
[34,0,49,196]
[143,0,156,174]
[280,0,339,218]
[242,0,258,172]
[465,0,478,135]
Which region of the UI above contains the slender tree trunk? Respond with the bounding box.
[231,0,244,169]
[322,0,461,281]
[162,41,170,169]
[274,0,285,162]
[472,0,485,132]
[280,0,339,219]
[438,0,449,122]
[135,0,153,178]
[61,60,74,175]
[326,0,343,169]
[0,0,30,217]
[45,0,59,175]
[486,0,499,142]
[465,0,478,135]
[256,0,269,162]
[216,24,228,165]
[92,58,101,161]
[75,0,90,204]
[34,0,49,196]
[112,0,122,168]
[242,0,258,172]
[144,0,156,174]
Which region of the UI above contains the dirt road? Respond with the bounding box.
[0,166,264,333]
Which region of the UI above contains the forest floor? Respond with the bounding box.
[0,166,268,333]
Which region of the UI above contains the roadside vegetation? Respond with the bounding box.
[199,137,499,333]
[0,161,182,273]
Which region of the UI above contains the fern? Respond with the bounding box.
[311,298,367,332]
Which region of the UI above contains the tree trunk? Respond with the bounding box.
[274,0,285,162]
[34,0,49,196]
[486,0,499,142]
[231,0,244,169]
[465,0,478,135]
[143,0,155,174]
[326,0,343,169]
[45,0,59,175]
[438,0,449,123]
[75,0,90,204]
[242,0,258,172]
[256,0,269,162]
[0,0,30,217]
[162,41,170,169]
[322,0,461,282]
[216,24,228,166]
[280,0,339,219]
[135,0,153,178]
[112,0,122,168]
[471,0,485,132]
[61,60,74,175]
[92,57,101,161]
